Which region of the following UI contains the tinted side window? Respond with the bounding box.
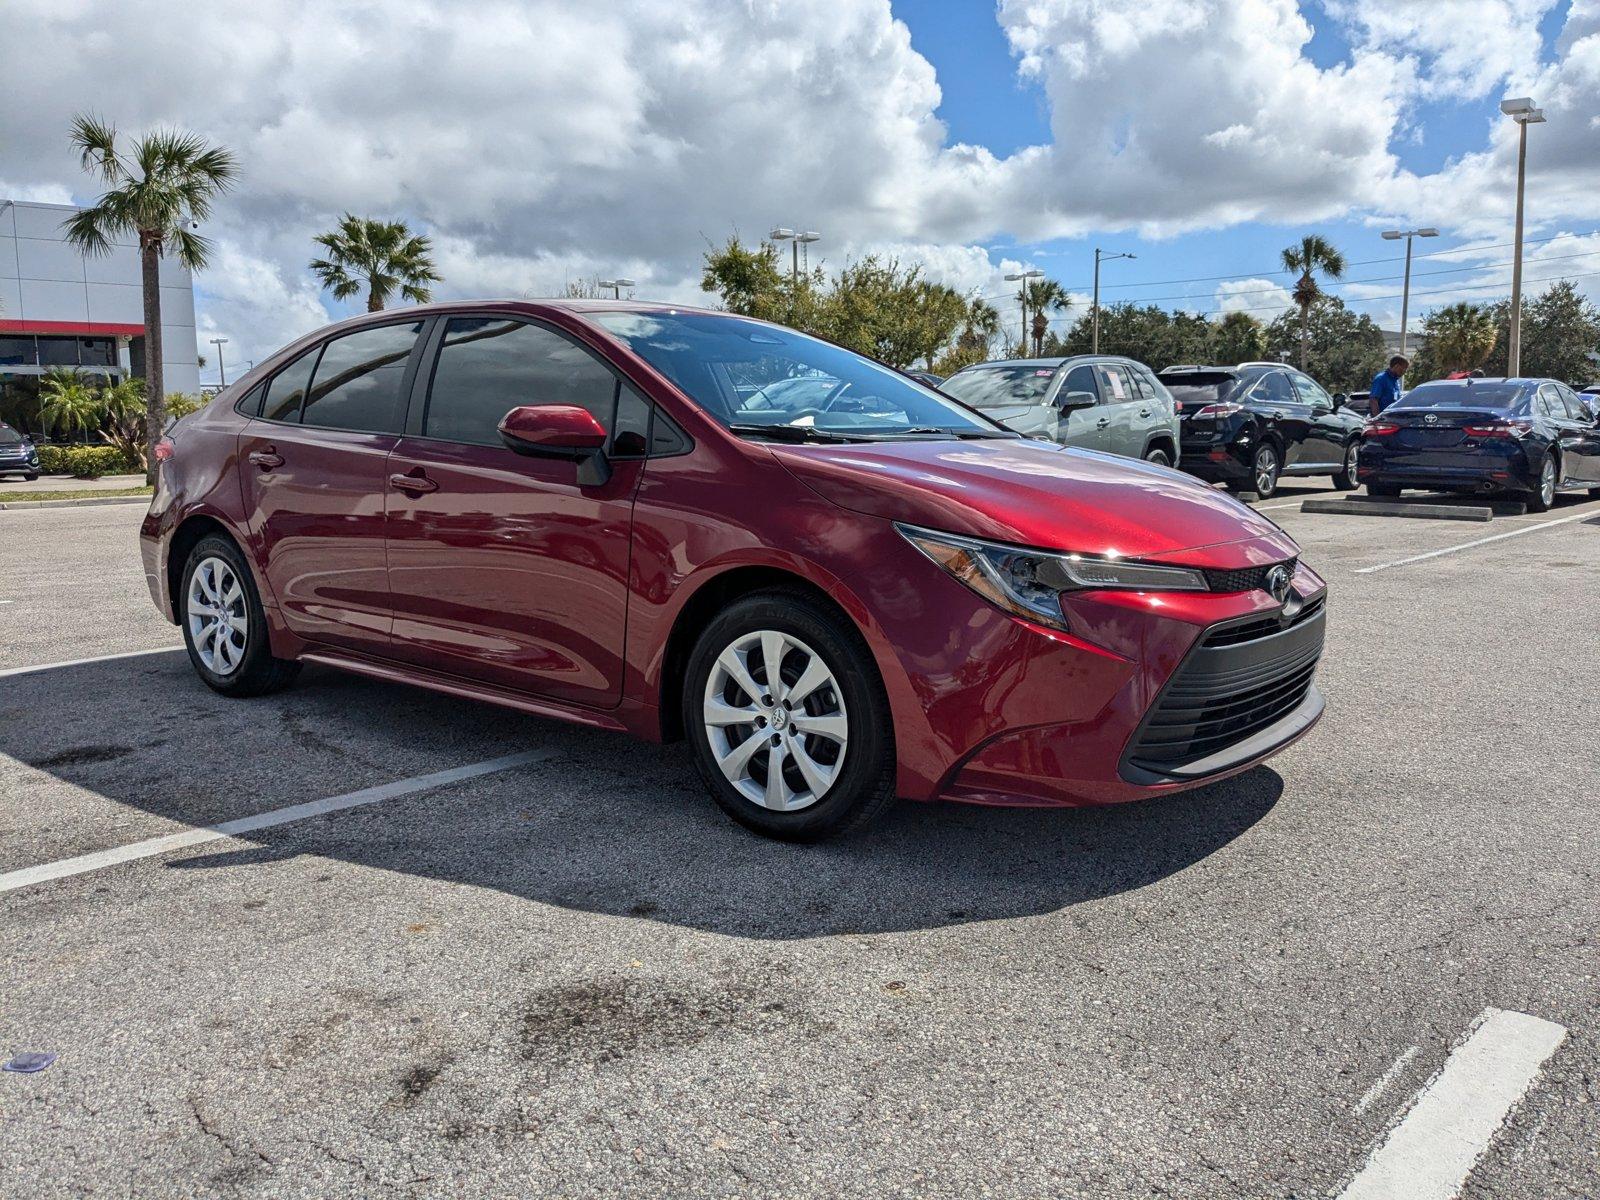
[1124,364,1154,401]
[1256,372,1295,405]
[301,322,420,433]
[1096,364,1133,404]
[262,346,321,423]
[1060,364,1098,403]
[234,382,267,418]
[1536,386,1562,419]
[425,317,620,446]
[1556,386,1587,420]
[1291,374,1332,408]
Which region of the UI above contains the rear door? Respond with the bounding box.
[381,313,646,708]
[236,320,424,655]
[1094,362,1141,457]
[1253,371,1311,465]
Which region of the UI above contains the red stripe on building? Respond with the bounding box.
[0,320,146,337]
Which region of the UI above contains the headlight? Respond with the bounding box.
[897,524,1207,630]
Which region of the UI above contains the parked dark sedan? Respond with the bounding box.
[0,422,41,480]
[1358,377,1600,511]
[1158,364,1366,498]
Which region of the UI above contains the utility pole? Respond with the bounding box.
[597,278,635,300]
[1380,229,1438,356]
[209,337,228,387]
[1500,97,1544,377]
[1092,249,1135,355]
[1005,269,1043,355]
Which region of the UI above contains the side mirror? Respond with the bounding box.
[1058,390,1097,412]
[498,404,612,486]
[1332,392,1347,409]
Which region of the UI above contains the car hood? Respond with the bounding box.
[772,438,1297,566]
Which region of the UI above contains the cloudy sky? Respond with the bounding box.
[4,0,1600,378]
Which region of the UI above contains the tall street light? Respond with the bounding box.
[770,228,821,287]
[597,277,635,299]
[1380,227,1438,356]
[1005,269,1043,354]
[1092,249,1136,354]
[1501,96,1545,377]
[209,337,229,387]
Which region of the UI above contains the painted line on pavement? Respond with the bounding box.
[0,645,185,678]
[1336,1008,1566,1200]
[1354,510,1593,574]
[1355,1045,1420,1115]
[0,750,557,895]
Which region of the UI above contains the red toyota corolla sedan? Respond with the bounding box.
[141,301,1325,840]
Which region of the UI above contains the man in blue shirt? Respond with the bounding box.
[1369,355,1408,414]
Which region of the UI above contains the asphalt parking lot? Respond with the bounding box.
[2,481,1597,1199]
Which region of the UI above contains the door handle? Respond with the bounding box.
[1096,418,1111,429]
[248,448,283,470]
[1268,410,1286,418]
[388,470,439,495]
[1137,409,1151,418]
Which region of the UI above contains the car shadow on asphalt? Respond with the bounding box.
[5,657,1284,939]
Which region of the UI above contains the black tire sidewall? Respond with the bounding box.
[1144,446,1171,467]
[682,591,894,841]
[1253,443,1280,498]
[180,534,277,694]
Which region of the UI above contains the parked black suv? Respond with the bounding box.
[1158,363,1366,498]
[0,422,41,480]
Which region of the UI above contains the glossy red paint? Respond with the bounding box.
[142,299,1325,811]
[498,404,609,451]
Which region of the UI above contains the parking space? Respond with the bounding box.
[2,499,1596,1198]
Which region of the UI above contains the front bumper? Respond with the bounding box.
[0,451,40,475]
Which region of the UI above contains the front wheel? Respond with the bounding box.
[1527,453,1557,513]
[1332,440,1360,490]
[683,590,896,841]
[180,534,300,697]
[1250,443,1281,499]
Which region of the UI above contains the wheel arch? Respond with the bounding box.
[164,510,263,622]
[1142,432,1178,462]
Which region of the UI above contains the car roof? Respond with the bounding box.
[952,355,1140,372]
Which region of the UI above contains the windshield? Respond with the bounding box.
[1392,382,1523,410]
[941,365,1059,409]
[591,312,1005,439]
[0,423,22,445]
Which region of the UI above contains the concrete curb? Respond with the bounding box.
[1347,494,1527,516]
[1301,499,1493,522]
[0,495,151,511]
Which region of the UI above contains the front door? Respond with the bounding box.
[1289,373,1345,466]
[236,320,424,655]
[1550,385,1600,485]
[382,315,644,708]
[1054,362,1106,450]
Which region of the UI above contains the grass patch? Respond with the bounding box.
[0,485,152,503]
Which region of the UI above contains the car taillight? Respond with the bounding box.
[1463,422,1530,439]
[1191,402,1243,418]
[154,437,175,462]
[1365,422,1400,436]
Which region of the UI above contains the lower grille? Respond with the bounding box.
[1126,600,1325,776]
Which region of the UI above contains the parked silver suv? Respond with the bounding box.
[940,356,1181,464]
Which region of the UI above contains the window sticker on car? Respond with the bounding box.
[1034,369,1054,377]
[1105,372,1126,399]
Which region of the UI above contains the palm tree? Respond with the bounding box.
[61,115,238,483]
[310,214,441,312]
[1423,302,1498,374]
[1024,279,1071,356]
[1281,235,1345,371]
[37,368,101,439]
[959,298,1000,355]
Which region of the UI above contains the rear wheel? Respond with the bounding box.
[180,534,300,697]
[1143,444,1173,468]
[1250,442,1281,499]
[683,590,896,841]
[1526,453,1557,513]
[1332,440,1360,490]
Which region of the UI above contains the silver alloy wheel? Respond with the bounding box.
[1540,456,1556,506]
[1345,442,1359,478]
[1255,445,1278,493]
[187,556,249,676]
[703,629,849,812]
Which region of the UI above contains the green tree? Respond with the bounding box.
[38,367,101,438]
[1212,311,1268,365]
[700,235,822,327]
[1265,295,1387,390]
[1480,281,1600,381]
[97,376,149,468]
[310,214,442,312]
[1281,235,1346,371]
[61,114,238,482]
[1024,279,1071,356]
[1058,302,1210,368]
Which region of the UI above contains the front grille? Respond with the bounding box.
[1203,557,1297,594]
[1126,600,1325,775]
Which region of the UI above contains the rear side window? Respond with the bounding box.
[301,322,420,433]
[1255,372,1296,405]
[262,346,320,423]
[1290,374,1332,408]
[1097,364,1134,402]
[424,317,621,447]
[234,382,267,418]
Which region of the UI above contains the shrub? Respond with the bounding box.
[35,444,139,479]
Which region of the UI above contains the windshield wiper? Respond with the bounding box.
[727,423,866,444]
[888,426,1018,440]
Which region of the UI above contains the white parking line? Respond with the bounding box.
[1355,1045,1420,1115]
[0,645,185,678]
[1336,1008,1566,1200]
[1354,510,1594,575]
[0,749,556,895]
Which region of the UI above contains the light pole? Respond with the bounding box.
[209,337,229,387]
[1092,249,1135,354]
[1380,228,1438,356]
[1004,269,1043,355]
[1500,97,1545,377]
[770,228,821,286]
[597,277,635,300]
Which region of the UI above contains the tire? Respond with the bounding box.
[1332,440,1360,490]
[1143,444,1173,468]
[683,588,896,842]
[1526,453,1557,513]
[179,533,300,697]
[1367,481,1401,498]
[1249,442,1281,499]
[24,472,39,482]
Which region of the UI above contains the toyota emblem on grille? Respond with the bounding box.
[1265,563,1301,616]
[1424,413,1438,424]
